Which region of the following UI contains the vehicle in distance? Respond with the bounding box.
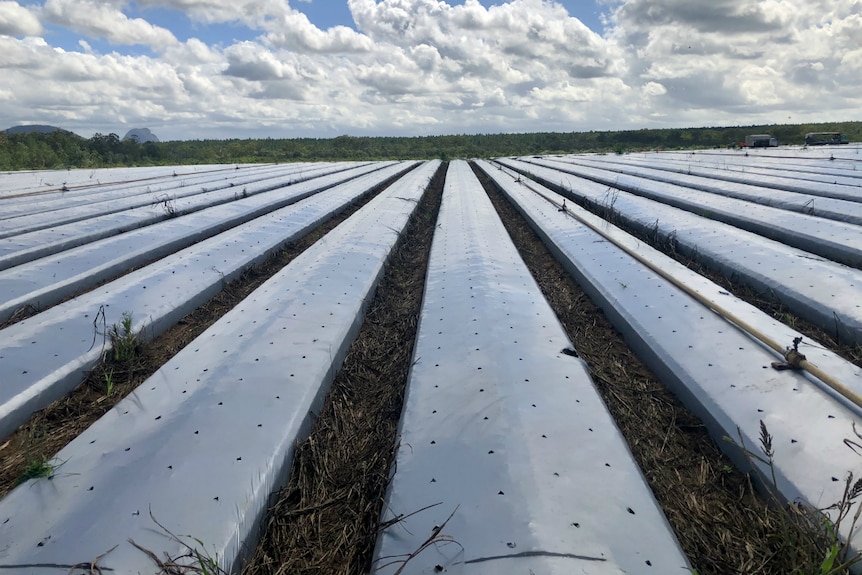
[743,134,778,147]
[805,132,850,145]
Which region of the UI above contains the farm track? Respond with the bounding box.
[0,171,405,500]
[472,164,836,575]
[240,162,445,575]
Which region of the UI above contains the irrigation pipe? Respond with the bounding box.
[502,167,862,412]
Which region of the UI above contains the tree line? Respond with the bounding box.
[1,121,859,171]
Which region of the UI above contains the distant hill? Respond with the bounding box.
[5,124,70,135]
[122,128,159,143]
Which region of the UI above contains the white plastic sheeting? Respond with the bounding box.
[554,155,862,199]
[0,164,243,199]
[562,154,862,194]
[498,158,862,345]
[0,163,362,240]
[518,157,862,259]
[0,163,382,269]
[0,164,288,212]
[373,161,690,574]
[0,161,414,439]
[476,159,862,553]
[0,163,398,320]
[0,160,439,575]
[650,147,862,176]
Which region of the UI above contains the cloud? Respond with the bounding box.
[642,81,666,97]
[605,0,862,125]
[132,0,289,27]
[348,0,622,78]
[0,34,199,130]
[0,1,42,36]
[224,41,291,81]
[612,0,788,35]
[43,0,178,49]
[263,11,374,52]
[0,0,860,139]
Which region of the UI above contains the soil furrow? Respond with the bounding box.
[240,162,445,575]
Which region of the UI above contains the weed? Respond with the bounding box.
[17,456,61,485]
[820,474,862,573]
[598,187,621,225]
[375,506,462,575]
[109,312,138,363]
[164,197,177,217]
[649,218,661,243]
[104,368,115,396]
[131,509,228,575]
[725,421,862,574]
[663,229,681,257]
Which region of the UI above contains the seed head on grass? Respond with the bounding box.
[759,420,774,461]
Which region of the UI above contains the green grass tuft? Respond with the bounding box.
[109,311,138,363]
[17,456,59,485]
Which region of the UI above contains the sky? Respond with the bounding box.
[0,0,859,141]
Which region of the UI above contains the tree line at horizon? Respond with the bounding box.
[1,121,859,171]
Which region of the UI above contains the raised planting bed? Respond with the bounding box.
[0,161,416,438]
[554,153,862,199]
[477,159,862,558]
[0,161,441,574]
[0,163,397,320]
[0,164,251,199]
[373,160,690,573]
[0,163,366,242]
[498,158,862,345]
[519,156,862,249]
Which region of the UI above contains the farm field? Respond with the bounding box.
[1,147,861,574]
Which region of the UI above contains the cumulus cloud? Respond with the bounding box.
[43,0,178,49]
[0,35,192,130]
[263,11,374,52]
[612,0,788,35]
[349,0,621,78]
[606,0,862,125]
[0,1,42,36]
[132,0,289,27]
[0,0,859,138]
